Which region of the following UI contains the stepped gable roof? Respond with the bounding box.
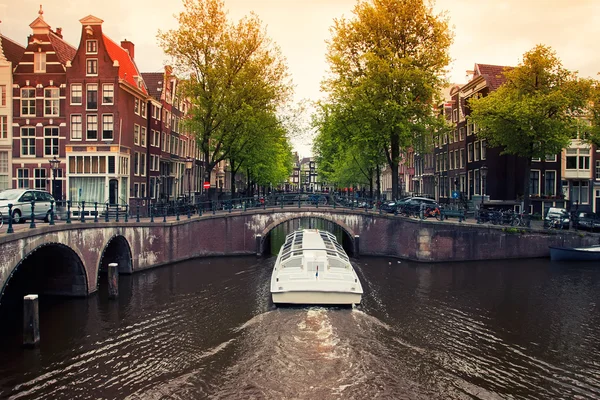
[141,72,163,100]
[0,35,26,64]
[103,34,147,94]
[48,31,76,65]
[475,64,512,90]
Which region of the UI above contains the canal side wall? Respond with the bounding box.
[1,209,598,299]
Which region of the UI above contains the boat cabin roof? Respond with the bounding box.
[278,229,349,266]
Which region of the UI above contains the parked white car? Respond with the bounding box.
[0,189,55,223]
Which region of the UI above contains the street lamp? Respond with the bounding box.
[480,165,488,208]
[49,156,60,200]
[185,156,193,203]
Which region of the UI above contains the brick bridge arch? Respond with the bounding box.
[0,242,89,307]
[258,214,357,255]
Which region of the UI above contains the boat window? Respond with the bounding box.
[292,251,303,257]
[281,252,291,262]
[282,258,302,268]
[329,259,346,268]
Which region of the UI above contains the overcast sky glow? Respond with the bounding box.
[2,0,599,156]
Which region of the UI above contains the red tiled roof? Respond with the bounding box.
[48,32,76,65]
[475,64,513,91]
[103,35,147,94]
[141,72,163,100]
[0,34,26,65]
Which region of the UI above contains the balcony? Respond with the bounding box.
[563,169,591,179]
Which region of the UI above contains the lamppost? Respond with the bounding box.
[185,156,193,203]
[434,174,439,202]
[49,156,60,200]
[480,165,488,208]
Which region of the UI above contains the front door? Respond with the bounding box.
[53,180,63,202]
[109,179,118,205]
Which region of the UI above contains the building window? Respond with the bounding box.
[17,168,29,188]
[529,170,540,196]
[545,154,557,162]
[71,84,82,105]
[481,140,487,160]
[0,116,7,139]
[44,127,59,156]
[474,140,480,161]
[86,40,97,54]
[141,101,147,118]
[572,181,590,205]
[134,124,140,145]
[0,152,8,190]
[21,88,36,116]
[44,88,60,116]
[141,127,146,147]
[87,84,98,110]
[579,155,590,170]
[474,169,480,195]
[134,98,140,115]
[102,114,114,141]
[134,152,139,175]
[133,183,139,198]
[71,115,82,140]
[141,183,146,198]
[21,127,36,156]
[86,59,98,75]
[459,148,465,168]
[102,84,114,104]
[596,160,600,180]
[544,171,556,196]
[87,115,98,140]
[140,153,146,176]
[0,85,6,107]
[34,52,46,73]
[34,168,47,190]
[468,143,473,163]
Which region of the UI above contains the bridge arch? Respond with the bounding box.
[0,242,88,311]
[98,235,133,277]
[259,214,357,256]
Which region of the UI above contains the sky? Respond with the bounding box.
[1,0,600,157]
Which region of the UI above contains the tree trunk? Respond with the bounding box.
[376,164,381,201]
[230,160,236,197]
[522,156,532,215]
[390,134,400,200]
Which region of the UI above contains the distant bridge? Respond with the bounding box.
[0,205,596,305]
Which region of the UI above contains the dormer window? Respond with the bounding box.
[34,52,46,73]
[86,40,98,54]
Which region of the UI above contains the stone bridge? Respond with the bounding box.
[0,207,597,304]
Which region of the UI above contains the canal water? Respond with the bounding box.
[1,254,599,398]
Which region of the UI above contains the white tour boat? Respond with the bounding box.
[270,229,363,305]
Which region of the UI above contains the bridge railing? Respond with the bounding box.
[2,192,541,234]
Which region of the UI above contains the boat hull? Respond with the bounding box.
[549,246,600,262]
[272,290,361,305]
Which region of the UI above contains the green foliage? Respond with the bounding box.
[468,45,596,211]
[158,0,292,183]
[319,0,453,199]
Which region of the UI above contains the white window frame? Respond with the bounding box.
[134,124,140,145]
[44,88,60,117]
[0,116,7,139]
[102,114,114,141]
[44,126,59,157]
[102,84,114,105]
[34,52,46,73]
[86,114,98,141]
[86,59,98,76]
[0,85,6,107]
[71,84,82,105]
[21,127,36,157]
[17,168,30,188]
[71,115,82,140]
[21,88,36,117]
[86,40,98,54]
[87,84,98,110]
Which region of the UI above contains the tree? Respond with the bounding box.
[322,0,453,199]
[158,0,291,197]
[469,44,593,212]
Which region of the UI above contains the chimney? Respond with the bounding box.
[121,39,134,59]
[55,27,63,38]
